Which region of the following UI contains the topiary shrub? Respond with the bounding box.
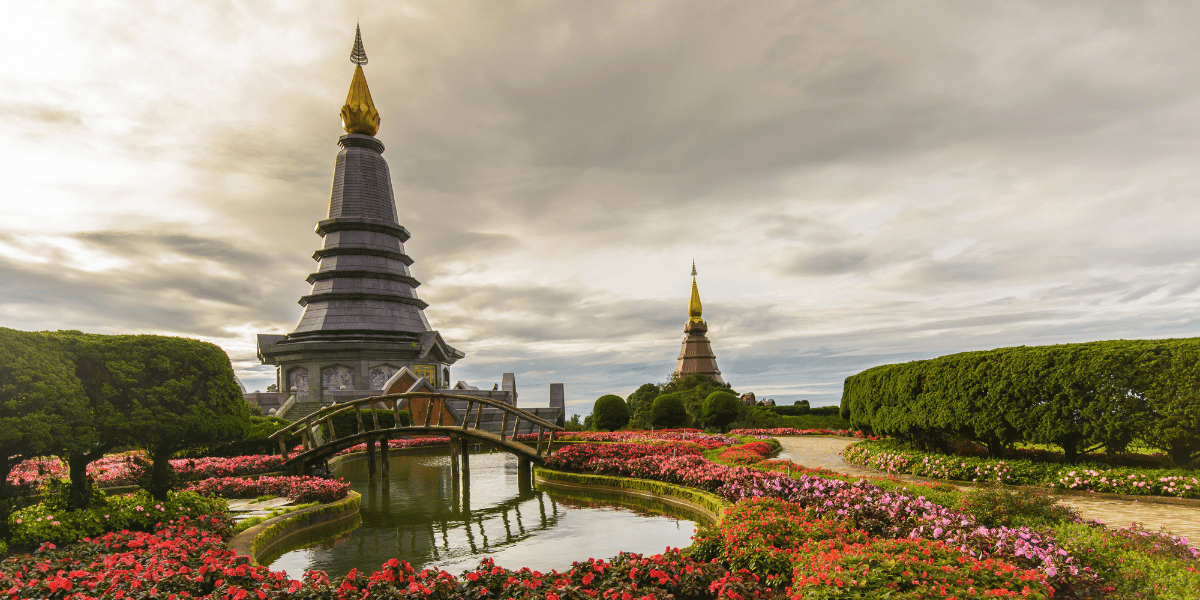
[592,395,630,431]
[702,391,743,432]
[650,393,689,429]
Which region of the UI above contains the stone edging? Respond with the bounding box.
[229,490,362,565]
[533,467,727,524]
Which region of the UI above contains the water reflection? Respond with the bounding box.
[267,451,696,577]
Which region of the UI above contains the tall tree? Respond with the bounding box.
[0,329,90,534]
[55,332,251,501]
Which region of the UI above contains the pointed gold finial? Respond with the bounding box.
[341,25,380,136]
[688,264,703,323]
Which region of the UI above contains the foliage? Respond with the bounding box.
[51,331,252,503]
[564,414,585,431]
[196,415,296,457]
[663,373,737,425]
[702,390,743,432]
[958,487,1081,529]
[650,392,689,428]
[625,382,662,430]
[8,489,225,548]
[729,406,851,432]
[0,328,90,535]
[1052,521,1200,599]
[840,338,1200,465]
[591,394,630,431]
[844,439,1200,499]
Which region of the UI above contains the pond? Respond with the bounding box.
[265,450,699,577]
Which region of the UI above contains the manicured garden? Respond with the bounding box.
[4,429,1198,599]
[2,328,1199,598]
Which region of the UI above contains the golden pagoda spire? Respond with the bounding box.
[688,262,703,323]
[340,24,381,136]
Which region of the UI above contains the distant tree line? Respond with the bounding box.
[585,373,850,433]
[840,338,1200,467]
[0,328,250,535]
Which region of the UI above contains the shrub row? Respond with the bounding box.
[844,439,1200,498]
[840,338,1200,466]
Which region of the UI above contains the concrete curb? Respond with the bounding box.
[533,468,726,525]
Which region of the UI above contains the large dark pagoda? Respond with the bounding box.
[673,262,725,384]
[258,26,463,412]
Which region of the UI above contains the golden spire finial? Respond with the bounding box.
[340,25,380,136]
[688,263,703,323]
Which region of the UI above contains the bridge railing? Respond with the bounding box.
[267,391,566,462]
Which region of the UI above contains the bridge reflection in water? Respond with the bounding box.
[267,451,696,577]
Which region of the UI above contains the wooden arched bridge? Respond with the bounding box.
[267,392,565,480]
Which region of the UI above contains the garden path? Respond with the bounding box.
[773,436,1200,545]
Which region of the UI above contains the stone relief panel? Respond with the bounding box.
[368,365,398,390]
[322,365,354,391]
[288,368,309,395]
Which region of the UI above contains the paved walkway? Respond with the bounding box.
[774,436,1200,545]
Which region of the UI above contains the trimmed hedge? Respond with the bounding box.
[840,338,1200,465]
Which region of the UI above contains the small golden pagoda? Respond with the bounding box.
[673,262,725,384]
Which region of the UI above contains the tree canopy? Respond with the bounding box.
[650,393,689,429]
[701,391,742,432]
[592,394,630,431]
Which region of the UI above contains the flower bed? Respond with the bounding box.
[184,475,351,504]
[715,440,776,465]
[331,436,451,456]
[8,490,225,548]
[6,457,66,488]
[550,439,1085,590]
[728,427,847,437]
[0,515,774,599]
[86,453,286,487]
[691,498,1054,598]
[844,439,1200,499]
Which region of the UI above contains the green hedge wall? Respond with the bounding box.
[840,338,1200,466]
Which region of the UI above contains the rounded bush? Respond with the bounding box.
[592,395,630,431]
[650,393,689,429]
[702,391,742,432]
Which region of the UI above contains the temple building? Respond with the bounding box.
[672,262,725,384]
[257,27,464,416]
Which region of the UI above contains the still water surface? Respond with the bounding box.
[267,451,697,577]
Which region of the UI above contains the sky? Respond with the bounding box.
[4,1,1200,418]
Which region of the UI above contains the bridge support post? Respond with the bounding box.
[449,434,460,482]
[380,435,390,478]
[517,457,532,492]
[366,436,377,481]
[459,437,470,474]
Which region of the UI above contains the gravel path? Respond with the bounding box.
[772,435,1200,545]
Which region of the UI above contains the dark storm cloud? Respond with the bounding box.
[0,231,304,337]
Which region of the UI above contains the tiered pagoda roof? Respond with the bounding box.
[673,262,724,384]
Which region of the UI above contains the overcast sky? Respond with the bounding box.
[4,1,1200,416]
